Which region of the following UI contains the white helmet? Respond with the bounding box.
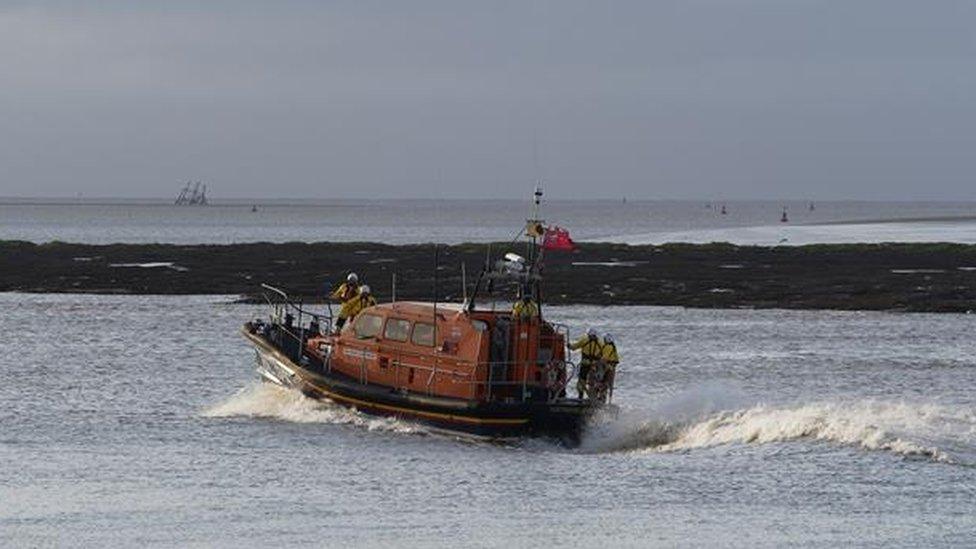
[586,327,598,338]
[359,285,371,295]
[603,333,614,344]
[347,272,359,283]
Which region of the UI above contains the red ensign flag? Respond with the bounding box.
[541,226,577,251]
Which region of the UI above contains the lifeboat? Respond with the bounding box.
[241,205,614,445]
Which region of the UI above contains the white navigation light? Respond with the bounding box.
[502,252,526,273]
[504,252,525,264]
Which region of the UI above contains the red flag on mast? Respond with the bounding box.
[541,225,577,251]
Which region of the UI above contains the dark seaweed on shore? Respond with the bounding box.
[4,240,976,312]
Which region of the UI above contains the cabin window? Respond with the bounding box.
[354,313,384,339]
[384,318,411,342]
[411,322,435,347]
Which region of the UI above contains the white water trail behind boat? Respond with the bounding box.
[584,384,976,464]
[204,382,976,463]
[201,382,422,434]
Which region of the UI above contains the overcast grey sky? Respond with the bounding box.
[2,1,974,200]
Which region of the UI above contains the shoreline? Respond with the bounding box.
[4,240,976,313]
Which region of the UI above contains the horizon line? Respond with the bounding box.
[2,195,976,204]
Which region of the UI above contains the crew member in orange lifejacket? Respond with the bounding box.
[568,328,603,399]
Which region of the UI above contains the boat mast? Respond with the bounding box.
[466,189,546,313]
[175,180,191,205]
[526,184,544,301]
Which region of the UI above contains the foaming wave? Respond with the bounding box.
[658,401,969,462]
[581,381,750,453]
[584,391,975,463]
[202,382,422,434]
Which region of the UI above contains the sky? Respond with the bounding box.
[1,1,974,200]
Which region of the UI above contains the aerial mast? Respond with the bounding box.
[523,184,546,305]
[532,183,543,223]
[526,184,544,264]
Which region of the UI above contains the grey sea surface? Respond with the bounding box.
[2,293,974,547]
[3,198,976,245]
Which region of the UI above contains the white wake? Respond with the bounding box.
[584,392,976,463]
[205,383,975,462]
[202,382,421,435]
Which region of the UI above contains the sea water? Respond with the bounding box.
[4,198,976,245]
[2,293,974,547]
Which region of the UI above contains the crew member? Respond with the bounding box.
[512,294,539,320]
[568,328,603,400]
[340,284,376,327]
[331,273,360,330]
[330,272,360,302]
[598,333,620,403]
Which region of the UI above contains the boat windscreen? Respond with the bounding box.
[384,318,411,342]
[354,313,383,339]
[411,322,435,346]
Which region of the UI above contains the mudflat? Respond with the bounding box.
[4,240,976,312]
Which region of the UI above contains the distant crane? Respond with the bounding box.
[175,180,209,205]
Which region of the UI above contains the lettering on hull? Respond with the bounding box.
[342,348,377,361]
